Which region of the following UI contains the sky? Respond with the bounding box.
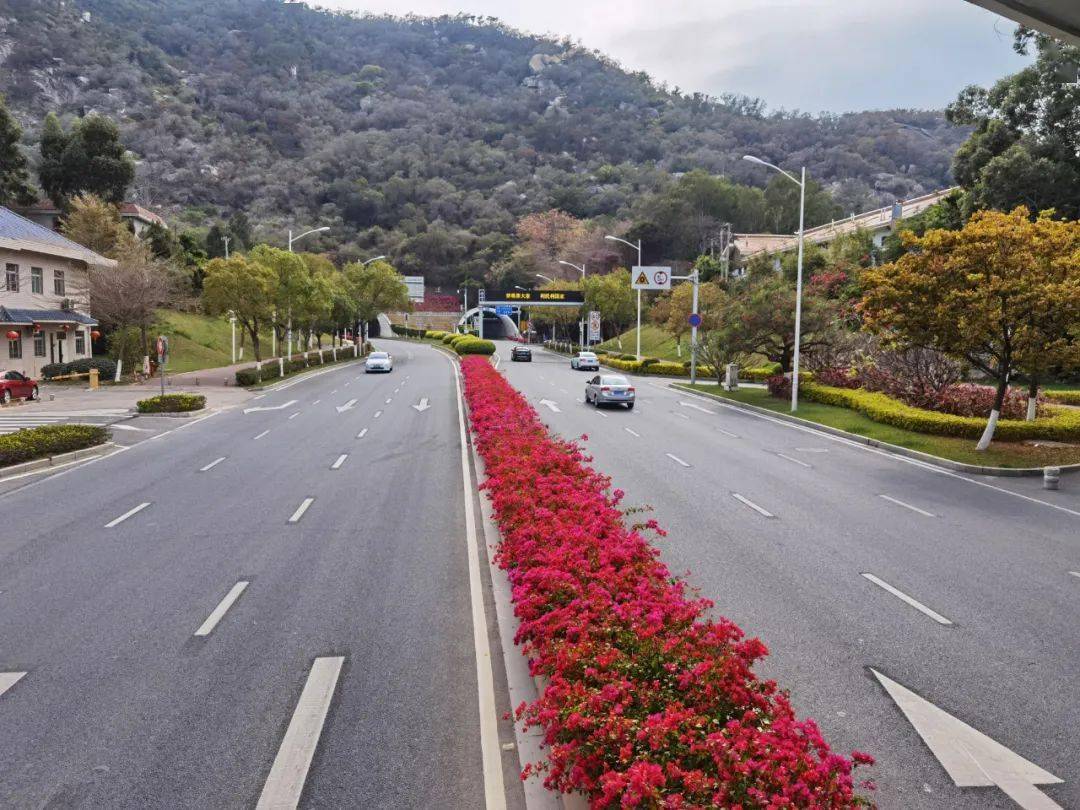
[316,0,1032,112]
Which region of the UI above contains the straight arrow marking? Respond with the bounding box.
[243,399,297,415]
[335,398,358,413]
[539,399,561,413]
[412,397,431,412]
[0,672,26,698]
[871,669,1062,808]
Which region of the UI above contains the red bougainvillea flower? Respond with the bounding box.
[460,356,873,808]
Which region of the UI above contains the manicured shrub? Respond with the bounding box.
[454,337,496,355]
[441,333,458,345]
[0,424,109,467]
[39,358,118,380]
[460,356,872,807]
[136,393,206,413]
[235,368,261,386]
[1046,390,1080,406]
[742,363,783,382]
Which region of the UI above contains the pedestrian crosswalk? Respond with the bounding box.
[0,409,131,435]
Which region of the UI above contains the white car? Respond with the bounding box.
[570,351,600,371]
[365,351,393,373]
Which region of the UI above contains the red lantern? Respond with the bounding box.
[5,330,19,341]
[91,330,101,340]
[62,324,70,332]
[31,323,40,331]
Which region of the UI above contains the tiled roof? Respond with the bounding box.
[0,307,97,326]
[118,202,166,226]
[0,205,113,265]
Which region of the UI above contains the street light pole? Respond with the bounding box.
[285,225,330,358]
[605,235,642,358]
[742,155,806,412]
[558,260,587,349]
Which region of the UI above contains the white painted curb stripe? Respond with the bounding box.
[732,493,774,518]
[449,357,507,809]
[776,452,812,468]
[0,672,26,698]
[105,502,151,528]
[200,457,226,472]
[666,453,691,467]
[356,428,368,439]
[194,581,249,636]
[288,498,314,524]
[256,656,344,810]
[862,573,953,625]
[330,454,348,470]
[879,494,935,517]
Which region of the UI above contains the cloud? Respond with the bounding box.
[319,0,1031,111]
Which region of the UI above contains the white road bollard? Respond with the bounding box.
[724,363,739,392]
[1044,467,1060,491]
[332,347,338,361]
[278,357,284,377]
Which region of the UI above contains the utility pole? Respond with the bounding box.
[223,235,230,261]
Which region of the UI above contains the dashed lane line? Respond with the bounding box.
[666,453,691,468]
[193,581,249,637]
[373,410,383,419]
[253,430,270,441]
[732,493,774,518]
[624,427,641,437]
[105,502,151,528]
[199,457,226,472]
[288,412,300,420]
[356,428,368,439]
[331,454,348,470]
[879,494,936,518]
[776,453,812,468]
[288,498,314,524]
[861,573,953,625]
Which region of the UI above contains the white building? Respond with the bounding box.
[0,205,115,378]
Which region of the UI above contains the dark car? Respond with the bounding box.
[511,346,532,362]
[0,370,39,404]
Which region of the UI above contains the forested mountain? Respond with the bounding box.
[0,0,968,284]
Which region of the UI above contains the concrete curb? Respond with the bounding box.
[671,384,1080,478]
[0,442,112,480]
[134,408,210,419]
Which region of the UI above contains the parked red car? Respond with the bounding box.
[0,370,39,404]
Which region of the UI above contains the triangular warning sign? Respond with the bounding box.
[635,271,649,285]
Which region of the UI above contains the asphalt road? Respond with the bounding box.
[497,343,1079,810]
[0,345,521,809]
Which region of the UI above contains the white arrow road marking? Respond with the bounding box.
[665,453,690,467]
[624,427,641,437]
[861,574,953,625]
[0,672,26,698]
[679,400,718,415]
[412,397,431,412]
[194,581,249,637]
[256,656,345,810]
[288,498,314,524]
[732,493,774,518]
[200,457,226,472]
[776,452,812,468]
[356,428,368,439]
[331,454,348,470]
[109,424,153,432]
[871,669,1063,808]
[335,398,358,413]
[105,502,151,528]
[539,399,561,413]
[880,494,936,517]
[243,399,298,415]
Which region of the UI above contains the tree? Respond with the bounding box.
[860,208,1080,449]
[202,256,276,360]
[37,114,135,205]
[650,279,727,350]
[0,94,35,206]
[88,235,171,357]
[947,29,1080,220]
[583,269,636,339]
[61,194,126,258]
[248,245,312,354]
[341,259,410,341]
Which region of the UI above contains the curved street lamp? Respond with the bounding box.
[604,234,644,359]
[743,154,806,412]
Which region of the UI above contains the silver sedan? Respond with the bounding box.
[585,374,635,409]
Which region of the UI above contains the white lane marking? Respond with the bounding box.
[394,387,400,394]
[312,399,321,405]
[776,452,812,468]
[335,398,358,413]
[105,502,151,528]
[861,574,953,625]
[1069,571,1080,579]
[109,424,153,432]
[879,494,935,517]
[624,427,641,437]
[256,656,345,810]
[253,430,270,441]
[595,411,608,419]
[0,672,26,698]
[679,400,717,415]
[344,382,350,387]
[871,669,1062,808]
[194,581,249,636]
[385,398,392,404]
[253,394,266,400]
[676,386,1080,519]
[666,453,690,467]
[331,454,348,470]
[715,426,740,438]
[673,412,690,420]
[330,390,337,395]
[732,493,774,518]
[356,428,368,439]
[243,399,298,415]
[795,447,829,453]
[288,412,300,420]
[288,498,314,524]
[412,397,431,412]
[493,353,501,369]
[539,399,561,413]
[200,457,226,472]
[447,357,507,807]
[373,410,382,419]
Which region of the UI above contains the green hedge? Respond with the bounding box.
[454,337,496,355]
[741,364,783,382]
[40,357,118,380]
[137,393,206,413]
[0,424,109,467]
[234,348,361,386]
[426,330,448,340]
[391,325,428,338]
[801,382,1080,441]
[1045,390,1080,406]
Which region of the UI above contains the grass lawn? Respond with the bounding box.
[596,325,690,362]
[680,383,1080,468]
[155,309,275,374]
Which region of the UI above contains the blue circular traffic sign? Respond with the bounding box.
[688,313,702,327]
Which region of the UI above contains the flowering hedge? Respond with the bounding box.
[461,355,872,808]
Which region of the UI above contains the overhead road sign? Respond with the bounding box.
[485,289,585,304]
[403,276,425,303]
[495,305,513,315]
[631,266,672,290]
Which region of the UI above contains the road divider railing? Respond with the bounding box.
[459,354,873,807]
